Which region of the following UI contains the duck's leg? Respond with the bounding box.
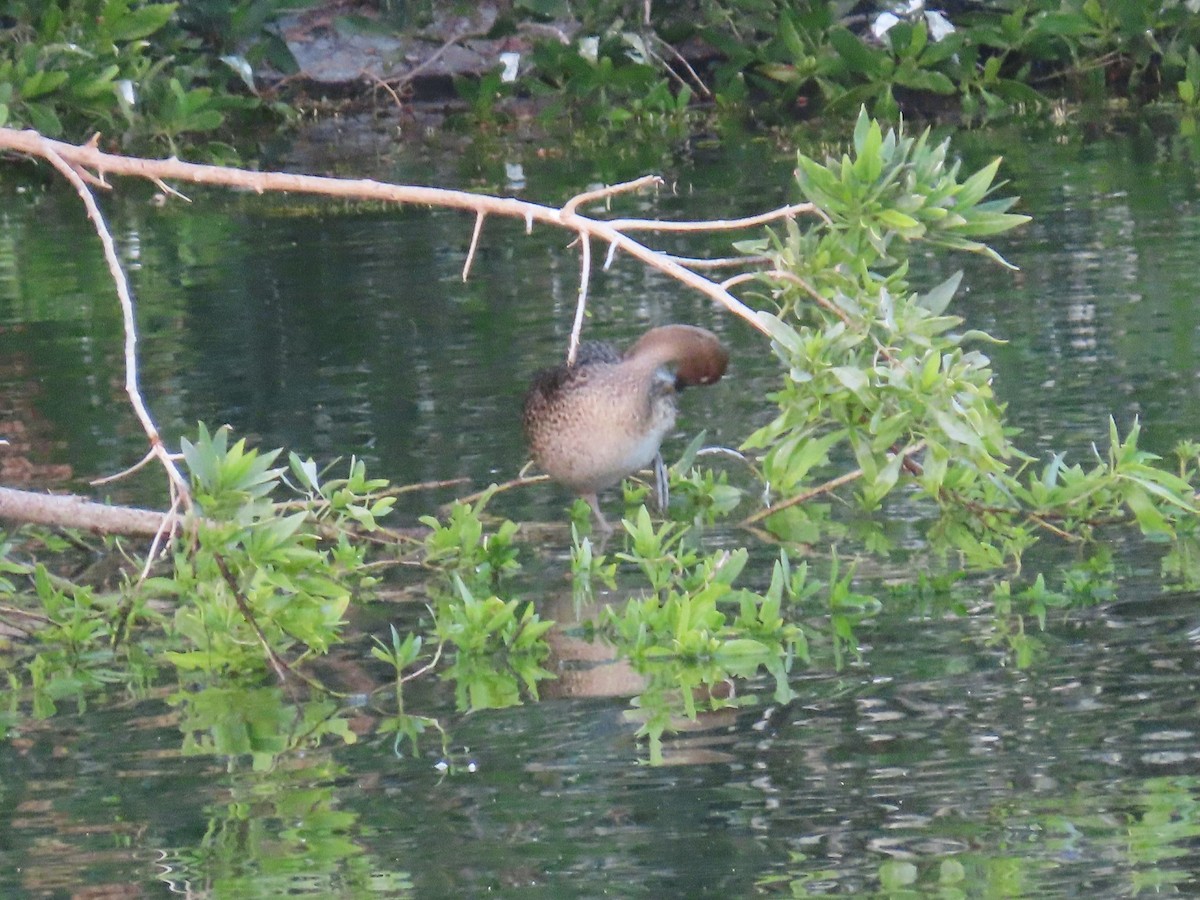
[584,493,613,533]
[653,452,669,513]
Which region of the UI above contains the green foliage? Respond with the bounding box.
[154,424,390,675]
[510,0,1200,129]
[419,488,520,592]
[172,685,356,770]
[433,576,555,711]
[568,524,617,605]
[736,109,1200,569]
[528,35,695,149]
[416,495,553,710]
[0,0,288,151]
[665,432,746,524]
[1178,45,1200,135]
[594,507,809,759]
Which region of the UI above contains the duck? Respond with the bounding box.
[523,324,729,531]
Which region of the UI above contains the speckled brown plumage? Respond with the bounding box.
[523,324,728,528]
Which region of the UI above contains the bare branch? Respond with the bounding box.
[91,448,160,486]
[70,163,110,190]
[447,474,549,512]
[603,240,619,270]
[400,639,444,683]
[361,67,406,111]
[1,129,775,339]
[213,551,295,684]
[37,144,191,506]
[388,28,489,93]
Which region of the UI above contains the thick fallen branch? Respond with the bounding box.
[0,486,170,537]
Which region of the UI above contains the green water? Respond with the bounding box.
[3,118,1200,897]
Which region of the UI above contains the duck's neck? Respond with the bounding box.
[625,325,729,388]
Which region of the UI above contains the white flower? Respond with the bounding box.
[926,10,956,41]
[871,11,901,39]
[499,51,521,83]
[117,79,136,107]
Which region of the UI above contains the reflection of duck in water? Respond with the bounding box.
[522,324,729,530]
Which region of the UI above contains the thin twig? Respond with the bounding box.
[761,268,857,329]
[90,448,159,486]
[1027,512,1079,541]
[463,211,485,282]
[719,272,759,291]
[382,476,472,496]
[213,551,294,685]
[741,468,864,527]
[446,474,549,512]
[603,240,619,270]
[563,175,662,217]
[69,163,110,191]
[648,33,712,98]
[642,38,698,98]
[400,639,444,683]
[567,233,592,366]
[138,490,182,583]
[607,202,826,232]
[667,253,771,270]
[361,68,406,111]
[741,441,926,527]
[151,177,191,203]
[0,604,53,626]
[388,28,489,92]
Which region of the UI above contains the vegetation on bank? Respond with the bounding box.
[3,111,1199,762]
[3,0,1200,154]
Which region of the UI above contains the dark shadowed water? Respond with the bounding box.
[3,116,1200,897]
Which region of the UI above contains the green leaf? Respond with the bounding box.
[20,70,69,100]
[25,103,63,136]
[1124,485,1171,536]
[754,311,803,354]
[895,68,956,94]
[778,10,807,61]
[1031,11,1094,36]
[932,409,984,451]
[831,366,870,397]
[957,157,1001,207]
[108,3,178,41]
[829,28,884,76]
[878,208,923,232]
[917,270,963,315]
